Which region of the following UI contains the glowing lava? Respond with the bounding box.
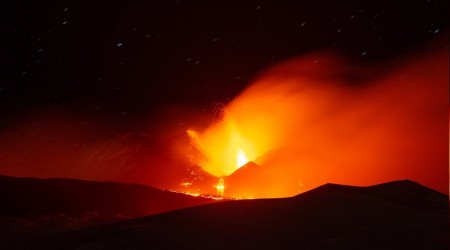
[185,46,448,198]
[187,113,256,177]
[215,178,225,196]
[236,149,248,169]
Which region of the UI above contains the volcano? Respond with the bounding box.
[2,179,447,250]
[224,161,299,198]
[0,132,219,195]
[0,175,218,239]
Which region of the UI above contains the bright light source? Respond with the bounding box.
[236,149,248,169]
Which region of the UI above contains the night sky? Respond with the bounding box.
[0,0,448,195]
[2,0,448,133]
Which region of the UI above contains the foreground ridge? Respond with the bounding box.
[1,178,447,250]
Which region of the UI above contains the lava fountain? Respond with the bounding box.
[236,149,248,169]
[187,111,256,177]
[187,39,448,198]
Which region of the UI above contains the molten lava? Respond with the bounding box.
[0,37,446,199]
[187,114,256,177]
[236,149,248,169]
[215,178,225,196]
[187,42,448,198]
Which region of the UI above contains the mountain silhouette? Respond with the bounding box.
[2,179,447,249]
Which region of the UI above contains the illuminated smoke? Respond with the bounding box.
[188,39,448,197]
[0,37,447,198]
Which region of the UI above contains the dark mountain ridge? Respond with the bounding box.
[2,179,447,249]
[0,174,218,238]
[0,175,216,217]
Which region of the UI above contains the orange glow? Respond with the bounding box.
[180,182,192,187]
[215,178,225,196]
[187,114,256,176]
[184,192,200,197]
[0,38,446,199]
[187,40,448,198]
[236,149,248,169]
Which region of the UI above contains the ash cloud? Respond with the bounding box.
[191,37,448,196]
[0,37,447,197]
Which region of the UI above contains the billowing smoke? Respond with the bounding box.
[0,37,447,198]
[189,38,448,197]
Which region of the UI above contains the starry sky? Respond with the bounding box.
[1,0,448,133]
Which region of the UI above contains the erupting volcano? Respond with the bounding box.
[183,45,448,199]
[1,1,448,248]
[0,44,447,200]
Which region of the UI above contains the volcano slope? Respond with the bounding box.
[2,179,448,250]
[0,175,217,238]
